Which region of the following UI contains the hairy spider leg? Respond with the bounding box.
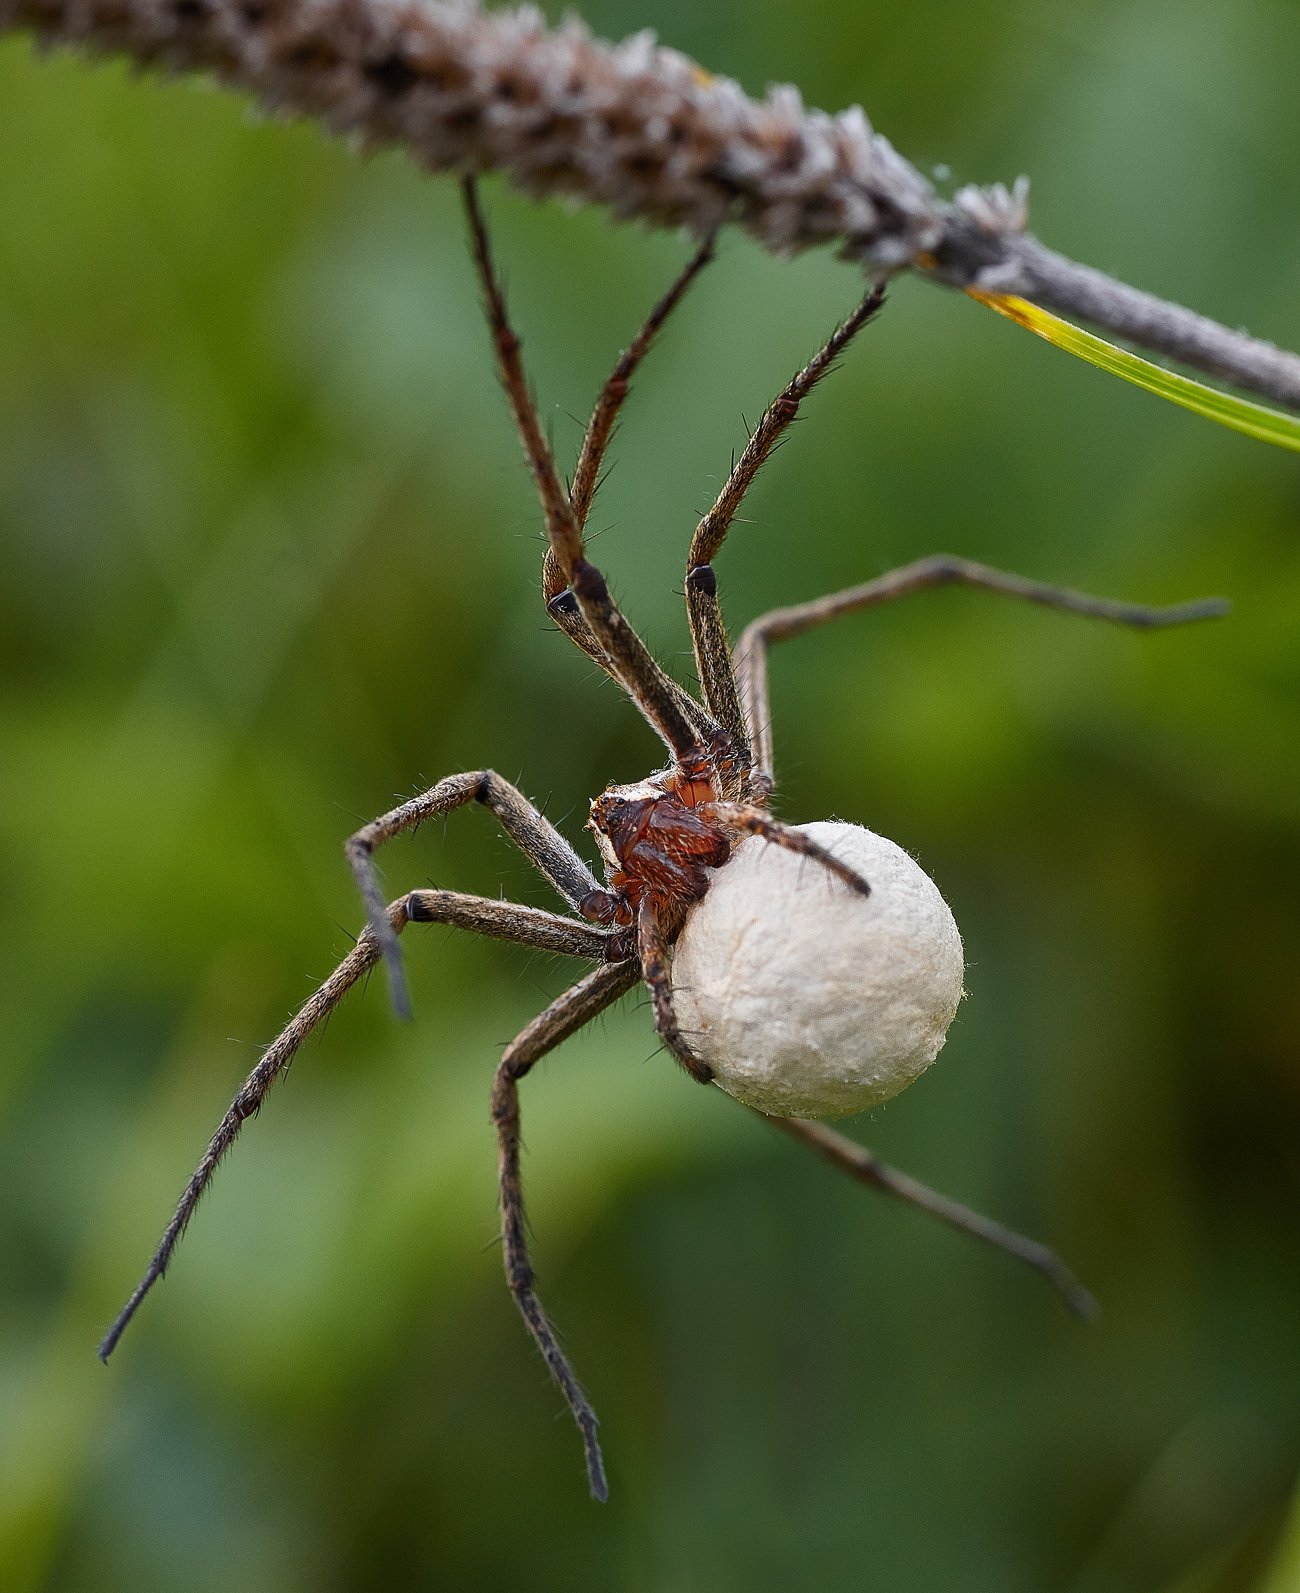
[99,892,612,1361]
[733,552,1230,778]
[567,232,716,538]
[635,895,713,1083]
[768,1116,1098,1319]
[348,768,606,1020]
[545,583,717,745]
[542,230,716,736]
[704,802,873,898]
[491,957,642,1502]
[684,283,888,762]
[461,177,708,761]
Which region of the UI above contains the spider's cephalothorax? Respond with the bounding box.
[582,739,758,932]
[100,176,1227,1503]
[585,771,733,927]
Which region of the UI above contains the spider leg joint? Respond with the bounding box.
[572,560,608,600]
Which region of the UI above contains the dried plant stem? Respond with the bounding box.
[3,0,1299,410]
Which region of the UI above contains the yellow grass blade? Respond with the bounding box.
[969,289,1300,454]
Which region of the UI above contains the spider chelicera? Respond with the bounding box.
[99,177,1226,1500]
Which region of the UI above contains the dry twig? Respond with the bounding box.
[3,0,1299,410]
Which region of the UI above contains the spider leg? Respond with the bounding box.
[544,587,718,743]
[544,231,715,686]
[569,233,716,535]
[706,802,873,898]
[766,1115,1098,1320]
[348,768,607,1021]
[404,890,613,960]
[461,177,711,759]
[491,957,642,1502]
[734,553,1230,779]
[100,892,612,1362]
[542,231,718,744]
[635,897,714,1084]
[684,285,888,757]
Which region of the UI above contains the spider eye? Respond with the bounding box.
[591,794,627,829]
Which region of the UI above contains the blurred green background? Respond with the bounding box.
[2,1,1298,1588]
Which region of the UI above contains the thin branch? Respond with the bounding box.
[3,0,1299,411]
[927,222,1300,412]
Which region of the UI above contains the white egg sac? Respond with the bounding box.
[671,821,965,1119]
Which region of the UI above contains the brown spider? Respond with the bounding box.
[99,178,1226,1501]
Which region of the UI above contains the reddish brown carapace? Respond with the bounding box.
[581,754,733,929]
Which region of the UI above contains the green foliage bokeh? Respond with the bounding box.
[1,2,1298,1589]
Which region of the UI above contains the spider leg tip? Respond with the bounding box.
[1146,594,1231,628]
[1040,1258,1099,1322]
[1065,1283,1101,1324]
[377,939,414,1020]
[586,1451,610,1503]
[97,1318,127,1362]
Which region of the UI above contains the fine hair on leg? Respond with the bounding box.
[544,232,715,715]
[568,234,716,533]
[707,801,873,898]
[734,553,1230,779]
[685,284,888,749]
[635,896,713,1083]
[490,958,642,1502]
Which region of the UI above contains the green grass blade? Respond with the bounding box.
[969,290,1300,453]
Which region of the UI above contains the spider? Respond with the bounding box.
[99,177,1226,1501]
